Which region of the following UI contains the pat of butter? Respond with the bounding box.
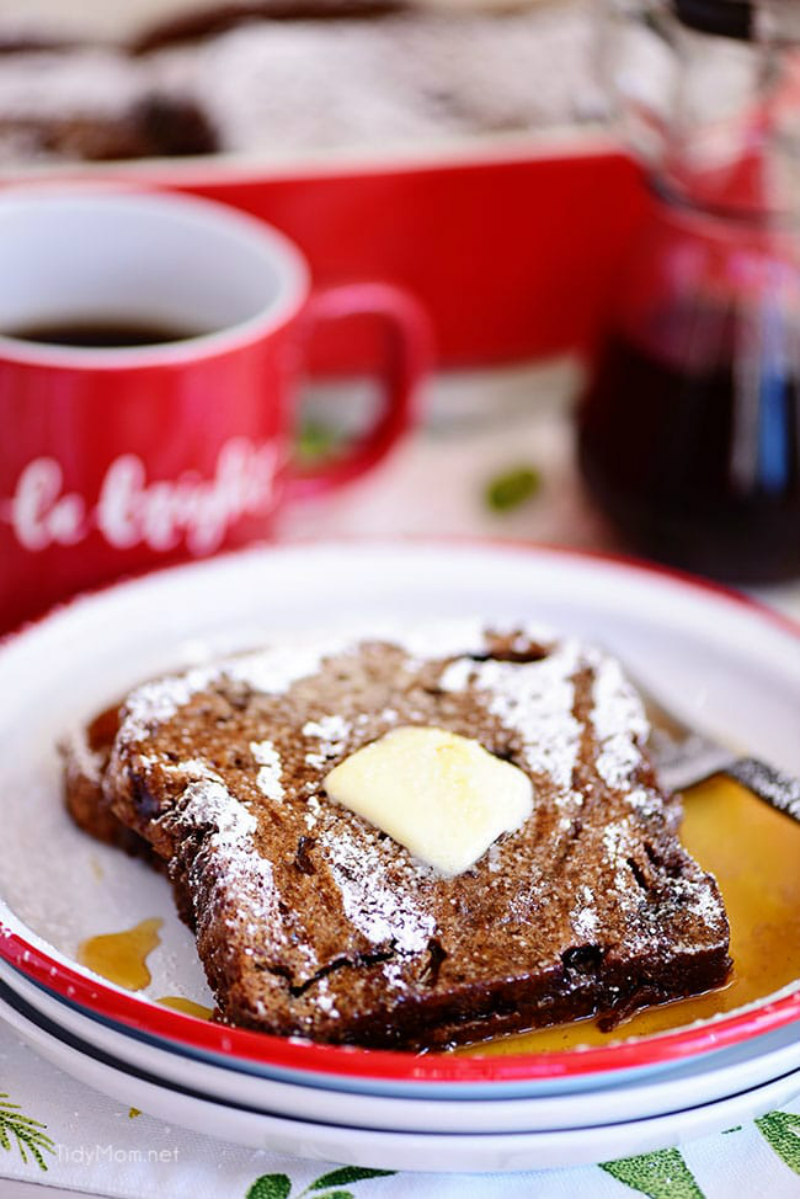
[323,726,533,876]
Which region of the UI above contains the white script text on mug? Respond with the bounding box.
[2,439,279,556]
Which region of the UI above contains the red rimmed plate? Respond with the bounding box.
[0,539,797,1098]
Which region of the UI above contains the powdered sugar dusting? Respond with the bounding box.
[250,741,284,801]
[436,658,473,695]
[395,617,557,666]
[178,779,279,930]
[303,793,323,831]
[599,812,727,949]
[626,786,662,819]
[303,714,351,743]
[571,884,598,939]
[225,639,350,695]
[591,655,649,789]
[596,736,643,790]
[116,637,355,749]
[163,758,224,785]
[119,667,216,744]
[684,879,723,924]
[602,820,635,872]
[313,977,339,1018]
[440,640,583,791]
[180,778,257,840]
[318,825,435,957]
[600,817,651,928]
[303,714,351,771]
[391,617,485,662]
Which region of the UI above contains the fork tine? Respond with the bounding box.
[622,667,695,743]
[625,665,800,817]
[623,668,736,790]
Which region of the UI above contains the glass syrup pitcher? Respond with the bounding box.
[578,0,800,582]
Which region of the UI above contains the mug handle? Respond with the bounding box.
[284,281,432,501]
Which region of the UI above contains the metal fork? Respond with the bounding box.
[637,680,800,823]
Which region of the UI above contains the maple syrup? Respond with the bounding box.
[78,917,163,991]
[578,335,800,583]
[464,777,800,1056]
[157,995,214,1020]
[578,0,800,584]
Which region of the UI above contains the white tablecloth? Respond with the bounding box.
[1,1020,800,1198]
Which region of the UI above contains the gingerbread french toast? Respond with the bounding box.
[62,622,731,1049]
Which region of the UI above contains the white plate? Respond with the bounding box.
[0,540,798,1103]
[2,980,800,1174]
[4,960,800,1134]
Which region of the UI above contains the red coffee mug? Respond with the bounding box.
[0,189,431,633]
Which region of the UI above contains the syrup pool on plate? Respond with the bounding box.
[462,776,800,1056]
[157,996,214,1019]
[78,918,163,992]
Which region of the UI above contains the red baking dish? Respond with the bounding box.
[1,133,649,369]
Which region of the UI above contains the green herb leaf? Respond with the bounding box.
[310,1167,396,1190]
[600,1148,705,1199]
[246,1173,292,1199]
[485,466,541,513]
[296,419,344,464]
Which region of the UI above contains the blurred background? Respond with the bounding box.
[0,0,798,620]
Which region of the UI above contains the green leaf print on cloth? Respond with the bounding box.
[600,1147,705,1199]
[0,1093,55,1171]
[309,1169,395,1190]
[246,1166,394,1199]
[756,1111,800,1175]
[246,1175,291,1199]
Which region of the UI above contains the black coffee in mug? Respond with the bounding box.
[7,320,201,348]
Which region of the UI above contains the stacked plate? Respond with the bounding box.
[0,541,798,1173]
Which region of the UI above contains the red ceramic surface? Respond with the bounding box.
[157,145,650,371]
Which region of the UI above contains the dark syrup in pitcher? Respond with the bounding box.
[578,334,800,583]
